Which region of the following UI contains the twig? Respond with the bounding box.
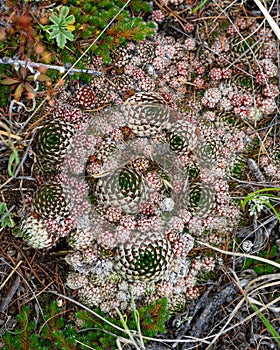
[0,260,22,291]
[196,240,280,270]
[48,291,211,345]
[0,132,36,190]
[0,275,21,313]
[247,158,266,183]
[230,176,279,187]
[253,0,280,40]
[0,130,22,141]
[0,57,102,76]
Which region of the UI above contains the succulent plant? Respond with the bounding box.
[124,92,170,136]
[94,166,146,214]
[167,120,198,155]
[36,119,76,170]
[13,6,266,316]
[17,216,59,249]
[186,182,216,218]
[32,182,71,220]
[195,134,222,167]
[75,85,96,109]
[270,144,280,167]
[115,231,173,282]
[137,40,155,64]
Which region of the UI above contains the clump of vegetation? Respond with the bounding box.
[67,0,155,62]
[1,298,169,350]
[0,0,155,105]
[243,245,280,275]
[42,6,76,49]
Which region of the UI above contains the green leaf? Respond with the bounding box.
[50,14,61,26]
[60,6,70,18]
[241,187,280,210]
[56,33,67,48]
[250,302,280,347]
[65,14,75,24]
[8,141,20,177]
[61,30,74,41]
[49,29,61,39]
[190,0,209,13]
[0,202,14,228]
[2,215,15,228]
[0,202,7,215]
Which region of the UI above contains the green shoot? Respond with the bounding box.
[190,0,209,14]
[250,302,280,347]
[8,140,20,177]
[241,188,280,222]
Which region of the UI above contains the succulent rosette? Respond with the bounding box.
[17,91,244,313]
[115,231,173,282]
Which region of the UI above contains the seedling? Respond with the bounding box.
[43,6,75,49]
[241,188,280,222]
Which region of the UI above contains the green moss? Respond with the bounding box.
[1,298,170,350]
[67,0,155,63]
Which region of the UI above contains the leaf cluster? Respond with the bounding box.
[241,188,280,222]
[43,6,75,49]
[129,298,169,337]
[0,67,51,102]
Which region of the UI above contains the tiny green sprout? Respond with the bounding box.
[241,187,280,222]
[43,6,75,49]
[0,202,15,228]
[250,302,280,347]
[8,140,20,177]
[190,0,209,14]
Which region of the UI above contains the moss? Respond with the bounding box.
[66,0,155,63]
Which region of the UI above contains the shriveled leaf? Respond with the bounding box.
[26,74,51,82]
[24,82,34,93]
[0,77,21,85]
[14,84,24,101]
[37,74,52,82]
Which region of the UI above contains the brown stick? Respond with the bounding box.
[0,275,21,313]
